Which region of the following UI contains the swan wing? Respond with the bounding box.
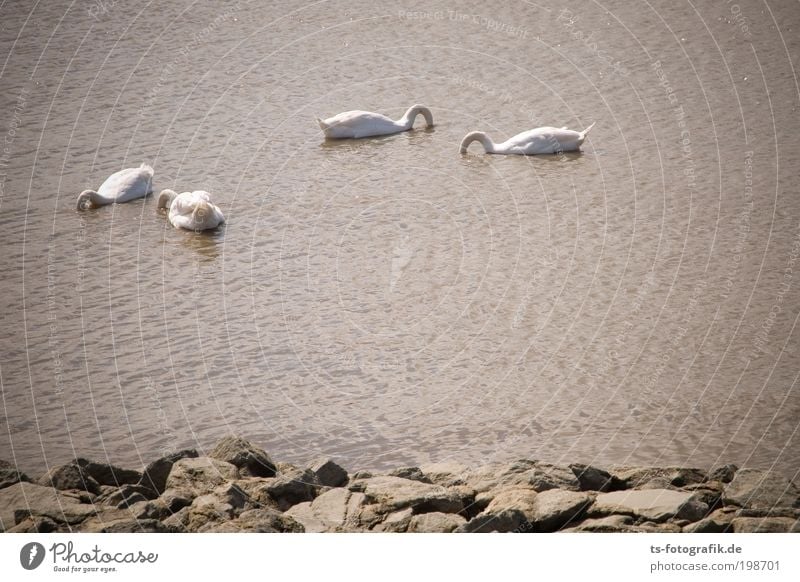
[97,166,153,202]
[168,191,224,230]
[321,110,402,138]
[501,127,584,154]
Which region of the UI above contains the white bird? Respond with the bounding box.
[157,189,225,231]
[317,104,434,139]
[459,123,596,155]
[76,163,154,210]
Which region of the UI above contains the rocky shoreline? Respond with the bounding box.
[2,436,798,533]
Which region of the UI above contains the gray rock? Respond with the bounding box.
[682,482,723,509]
[97,484,157,508]
[683,507,735,533]
[7,515,60,533]
[723,469,800,509]
[591,489,708,522]
[419,462,470,486]
[209,436,276,478]
[138,449,198,495]
[82,517,175,533]
[408,512,466,532]
[531,489,593,532]
[731,517,800,533]
[458,488,538,533]
[206,508,304,533]
[161,506,190,531]
[74,458,142,487]
[164,457,239,500]
[159,488,194,513]
[264,467,319,510]
[37,463,101,495]
[465,461,580,494]
[309,458,349,488]
[0,482,98,531]
[387,467,431,483]
[186,494,236,532]
[351,475,465,514]
[709,464,738,483]
[0,462,31,490]
[570,464,623,492]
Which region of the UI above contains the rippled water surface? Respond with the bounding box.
[1,0,799,478]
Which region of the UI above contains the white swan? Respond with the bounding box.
[459,123,596,155]
[76,163,154,210]
[157,189,225,231]
[317,104,434,139]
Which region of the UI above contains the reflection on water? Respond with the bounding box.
[0,0,798,478]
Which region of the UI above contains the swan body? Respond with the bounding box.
[157,189,225,231]
[76,163,154,210]
[459,123,596,155]
[317,104,434,139]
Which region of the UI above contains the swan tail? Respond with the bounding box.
[139,163,154,175]
[316,117,329,131]
[578,122,596,142]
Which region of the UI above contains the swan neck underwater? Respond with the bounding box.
[459,131,496,154]
[157,189,178,210]
[399,104,434,130]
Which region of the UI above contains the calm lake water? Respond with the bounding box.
[1,0,798,478]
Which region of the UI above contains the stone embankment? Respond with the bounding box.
[1,437,798,533]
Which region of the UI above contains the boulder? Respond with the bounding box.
[7,515,59,533]
[373,507,414,532]
[731,517,800,533]
[209,436,276,478]
[37,463,101,495]
[263,467,319,510]
[81,516,175,533]
[722,469,800,509]
[308,458,349,488]
[206,508,304,533]
[138,449,198,495]
[284,487,367,532]
[164,457,239,500]
[464,461,580,494]
[387,467,431,483]
[0,461,31,490]
[351,475,465,514]
[709,464,738,483]
[97,484,157,508]
[74,458,142,487]
[562,514,635,532]
[457,488,538,533]
[161,506,190,532]
[407,512,466,532]
[0,482,97,531]
[530,489,593,532]
[682,508,736,533]
[186,494,236,532]
[419,462,470,486]
[610,466,707,489]
[158,488,194,513]
[569,464,624,492]
[591,489,708,522]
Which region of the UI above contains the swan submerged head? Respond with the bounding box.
[401,104,434,130]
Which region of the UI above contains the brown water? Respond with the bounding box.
[1,0,799,479]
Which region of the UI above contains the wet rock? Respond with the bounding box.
[209,436,276,478]
[37,463,101,495]
[458,488,538,533]
[591,489,708,522]
[709,464,738,483]
[0,461,31,490]
[569,464,623,492]
[309,458,349,488]
[731,517,800,533]
[207,508,304,533]
[610,467,707,489]
[164,457,239,500]
[388,467,431,484]
[138,449,198,495]
[531,489,593,532]
[0,482,97,531]
[723,469,800,509]
[74,458,142,487]
[264,467,319,510]
[351,475,464,515]
[408,512,466,532]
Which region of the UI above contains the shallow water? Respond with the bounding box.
[1,0,799,478]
